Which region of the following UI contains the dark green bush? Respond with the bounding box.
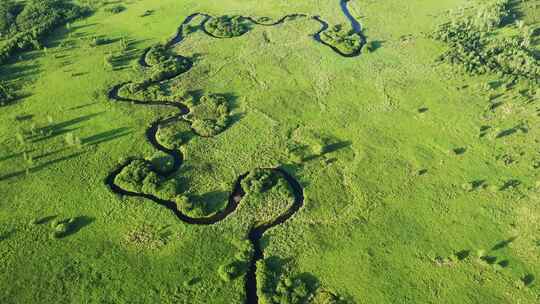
[147,151,175,173]
[217,261,243,282]
[256,258,317,304]
[174,195,206,217]
[50,217,76,238]
[241,169,275,194]
[143,44,192,81]
[186,94,230,137]
[104,5,125,14]
[115,159,154,193]
[115,159,179,199]
[204,15,250,38]
[149,55,191,82]
[156,120,193,150]
[321,24,363,55]
[145,44,168,66]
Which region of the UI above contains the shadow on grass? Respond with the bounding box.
[59,216,95,238]
[29,112,104,143]
[0,229,15,241]
[82,127,132,145]
[492,236,517,250]
[0,151,87,182]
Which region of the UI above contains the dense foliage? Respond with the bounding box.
[156,120,193,150]
[241,168,276,194]
[320,24,364,56]
[204,15,250,38]
[118,44,192,99]
[256,259,315,304]
[185,94,230,137]
[0,0,90,65]
[114,159,177,199]
[432,0,539,82]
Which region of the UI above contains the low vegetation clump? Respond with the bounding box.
[123,224,167,249]
[117,49,192,101]
[114,159,177,199]
[156,120,193,150]
[432,0,539,83]
[320,24,364,56]
[104,5,125,14]
[256,259,315,304]
[50,217,76,239]
[174,195,209,217]
[218,261,244,282]
[0,0,90,64]
[118,82,182,102]
[241,168,276,194]
[118,44,192,99]
[238,169,296,226]
[216,241,252,282]
[114,159,155,193]
[185,94,230,137]
[147,151,175,174]
[204,15,251,38]
[310,290,345,304]
[148,54,192,83]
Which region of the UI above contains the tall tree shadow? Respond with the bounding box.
[0,151,87,182]
[82,127,132,145]
[28,112,104,143]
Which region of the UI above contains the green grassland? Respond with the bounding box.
[1,0,539,303]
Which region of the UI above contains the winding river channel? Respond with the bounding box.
[106,1,363,302]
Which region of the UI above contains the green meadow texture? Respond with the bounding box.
[0,0,539,303]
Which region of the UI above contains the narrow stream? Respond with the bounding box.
[105,2,363,302]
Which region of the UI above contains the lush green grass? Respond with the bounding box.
[1,0,539,303]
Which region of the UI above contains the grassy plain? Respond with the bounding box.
[0,0,539,303]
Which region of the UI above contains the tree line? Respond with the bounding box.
[0,0,90,65]
[432,0,539,83]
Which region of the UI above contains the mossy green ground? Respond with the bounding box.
[1,0,539,302]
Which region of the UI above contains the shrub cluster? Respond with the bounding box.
[473,0,511,30]
[204,15,250,38]
[310,290,343,304]
[156,120,193,150]
[241,168,276,194]
[432,0,539,83]
[320,24,364,55]
[123,224,167,249]
[115,159,177,199]
[174,195,208,217]
[218,240,253,282]
[117,46,192,100]
[217,261,244,282]
[217,240,252,282]
[149,55,191,83]
[50,217,76,239]
[185,94,230,137]
[147,151,175,174]
[257,260,315,304]
[140,44,192,82]
[104,5,125,14]
[0,0,90,65]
